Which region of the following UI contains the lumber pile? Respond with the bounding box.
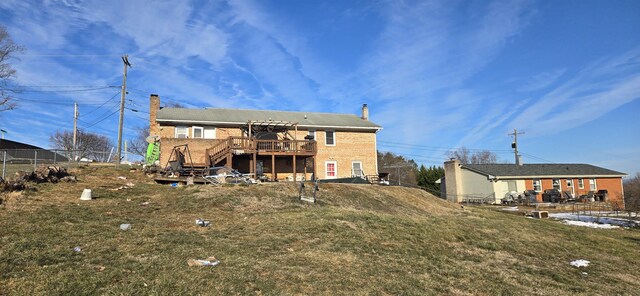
[1,166,76,192]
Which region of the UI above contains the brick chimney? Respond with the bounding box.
[444,159,463,203]
[361,104,369,120]
[150,94,160,136]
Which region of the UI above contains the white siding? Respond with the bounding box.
[460,169,495,201]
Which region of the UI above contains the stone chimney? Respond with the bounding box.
[149,94,160,136]
[444,159,463,203]
[361,104,369,120]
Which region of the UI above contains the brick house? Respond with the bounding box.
[441,159,626,207]
[149,94,382,181]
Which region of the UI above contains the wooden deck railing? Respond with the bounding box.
[207,137,317,163]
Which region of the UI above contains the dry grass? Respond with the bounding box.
[1,166,640,295]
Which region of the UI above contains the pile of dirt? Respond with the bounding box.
[1,166,76,192]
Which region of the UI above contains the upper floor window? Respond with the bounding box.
[192,126,203,138]
[175,126,188,138]
[325,130,335,146]
[308,129,316,140]
[589,178,597,191]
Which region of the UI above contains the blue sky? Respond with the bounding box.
[0,0,639,176]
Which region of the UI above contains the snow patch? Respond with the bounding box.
[550,213,638,228]
[562,220,620,229]
[501,206,519,211]
[570,259,590,268]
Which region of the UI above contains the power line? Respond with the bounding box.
[378,140,513,152]
[83,91,122,116]
[18,86,117,93]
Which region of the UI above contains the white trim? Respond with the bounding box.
[325,161,337,179]
[157,119,382,131]
[373,134,379,175]
[566,178,574,196]
[325,130,336,146]
[192,126,204,138]
[175,126,188,138]
[589,178,597,191]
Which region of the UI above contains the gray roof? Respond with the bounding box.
[156,107,382,131]
[463,164,626,178]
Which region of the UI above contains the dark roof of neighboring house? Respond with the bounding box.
[156,107,382,131]
[0,138,43,150]
[0,139,68,162]
[462,164,626,178]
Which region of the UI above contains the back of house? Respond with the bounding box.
[148,94,382,181]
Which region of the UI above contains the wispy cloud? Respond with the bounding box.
[510,47,640,134]
[518,68,567,92]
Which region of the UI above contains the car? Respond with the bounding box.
[542,189,562,203]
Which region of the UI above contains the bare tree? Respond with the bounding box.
[624,173,640,212]
[446,147,498,164]
[377,151,418,186]
[50,130,114,162]
[128,126,150,157]
[0,25,24,112]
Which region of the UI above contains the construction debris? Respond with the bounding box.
[1,166,76,192]
[187,256,220,267]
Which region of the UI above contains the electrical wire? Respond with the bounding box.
[82,91,122,116]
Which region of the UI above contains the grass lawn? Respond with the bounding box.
[1,166,639,295]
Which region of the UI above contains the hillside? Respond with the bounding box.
[1,166,639,295]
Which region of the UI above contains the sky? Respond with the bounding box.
[0,0,639,176]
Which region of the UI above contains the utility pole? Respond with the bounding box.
[73,102,78,161]
[508,128,525,165]
[116,55,131,167]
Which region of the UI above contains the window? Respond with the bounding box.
[325,161,337,179]
[578,179,584,189]
[325,130,335,146]
[192,126,203,138]
[352,161,363,178]
[308,129,316,140]
[566,179,573,187]
[552,179,561,190]
[533,179,541,192]
[204,127,216,139]
[175,126,188,138]
[589,178,597,190]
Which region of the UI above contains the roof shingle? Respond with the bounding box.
[156,108,382,130]
[463,163,625,177]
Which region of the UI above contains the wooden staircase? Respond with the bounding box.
[206,138,233,167]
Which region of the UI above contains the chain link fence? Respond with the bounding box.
[1,149,116,179]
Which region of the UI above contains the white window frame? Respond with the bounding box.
[351,161,363,178]
[533,179,541,192]
[325,161,337,179]
[203,127,216,139]
[325,130,335,146]
[578,178,584,189]
[192,126,204,139]
[308,129,316,140]
[589,178,597,191]
[175,126,188,138]
[552,179,561,190]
